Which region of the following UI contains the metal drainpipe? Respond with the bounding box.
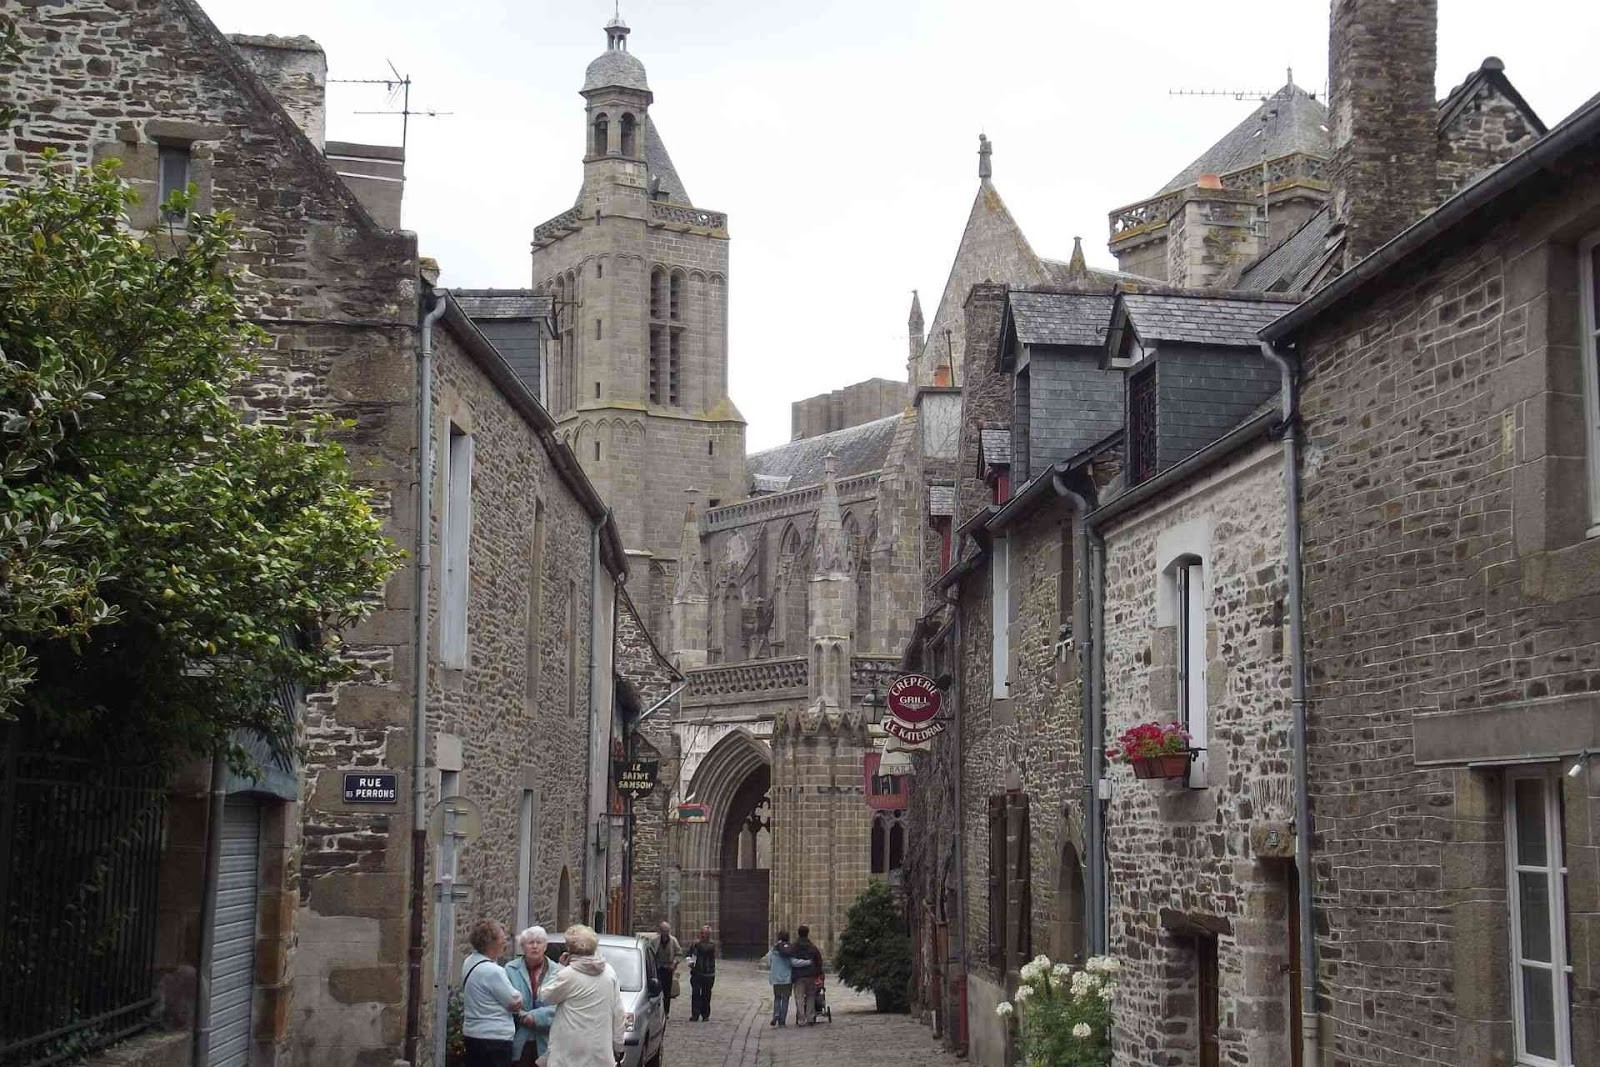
[584,509,603,925]
[1088,526,1107,952]
[945,593,966,1040]
[404,290,449,1065]
[1049,474,1100,956]
[1260,341,1318,1067]
[192,748,228,1066]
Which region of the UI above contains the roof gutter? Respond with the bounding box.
[1262,87,1600,343]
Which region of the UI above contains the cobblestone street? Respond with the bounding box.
[661,963,960,1067]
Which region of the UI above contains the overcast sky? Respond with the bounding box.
[203,0,1598,452]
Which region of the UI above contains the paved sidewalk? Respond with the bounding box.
[661,961,961,1067]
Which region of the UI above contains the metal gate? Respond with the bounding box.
[719,869,769,958]
[208,798,260,1067]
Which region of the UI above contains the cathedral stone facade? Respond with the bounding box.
[529,20,921,956]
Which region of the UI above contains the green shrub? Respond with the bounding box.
[833,879,912,1012]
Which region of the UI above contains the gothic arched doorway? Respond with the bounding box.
[682,730,772,957]
[718,765,771,957]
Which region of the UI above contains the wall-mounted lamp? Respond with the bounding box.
[1569,749,1592,779]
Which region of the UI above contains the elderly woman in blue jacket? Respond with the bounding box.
[504,926,562,1066]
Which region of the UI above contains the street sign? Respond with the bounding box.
[884,715,945,745]
[614,758,660,800]
[887,674,942,724]
[677,802,711,823]
[343,772,398,804]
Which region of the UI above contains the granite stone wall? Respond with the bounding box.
[1098,443,1294,1067]
[1292,142,1600,1065]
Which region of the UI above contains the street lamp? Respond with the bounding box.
[861,683,887,725]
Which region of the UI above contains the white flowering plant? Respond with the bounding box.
[994,953,1116,1067]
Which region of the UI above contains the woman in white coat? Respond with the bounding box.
[539,924,625,1067]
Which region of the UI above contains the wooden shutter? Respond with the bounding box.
[987,795,1006,970]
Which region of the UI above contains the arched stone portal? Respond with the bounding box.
[679,730,771,956]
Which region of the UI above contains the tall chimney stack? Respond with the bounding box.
[1327,0,1439,268]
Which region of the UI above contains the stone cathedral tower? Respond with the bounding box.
[531,16,746,624]
[770,456,873,951]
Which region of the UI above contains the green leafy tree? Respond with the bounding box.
[0,159,401,766]
[834,879,913,1012]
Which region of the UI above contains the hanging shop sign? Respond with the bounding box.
[614,759,660,800]
[887,674,942,724]
[884,715,945,744]
[676,802,711,823]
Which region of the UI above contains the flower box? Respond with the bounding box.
[1129,753,1191,780]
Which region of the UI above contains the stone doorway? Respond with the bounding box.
[679,730,773,952]
[1052,843,1086,966]
[718,767,770,957]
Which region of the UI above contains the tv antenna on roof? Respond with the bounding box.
[330,60,453,173]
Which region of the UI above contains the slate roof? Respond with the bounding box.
[453,289,553,320]
[1119,293,1293,347]
[645,117,691,205]
[928,484,956,517]
[584,49,649,93]
[1236,209,1333,292]
[1009,291,1115,347]
[1158,82,1330,195]
[745,413,902,489]
[979,429,1011,468]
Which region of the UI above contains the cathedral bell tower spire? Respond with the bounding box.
[580,12,652,204]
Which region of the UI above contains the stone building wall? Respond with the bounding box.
[1435,75,1539,201]
[428,320,598,957]
[1098,442,1294,1067]
[1,4,421,1064]
[1290,141,1600,1065]
[615,591,682,929]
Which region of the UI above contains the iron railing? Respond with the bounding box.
[0,740,166,1067]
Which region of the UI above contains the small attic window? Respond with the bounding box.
[158,145,191,224]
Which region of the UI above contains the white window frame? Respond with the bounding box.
[440,426,473,668]
[991,535,1010,698]
[1579,232,1600,535]
[1176,559,1209,788]
[1505,768,1572,1066]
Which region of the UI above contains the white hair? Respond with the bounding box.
[564,924,599,956]
[517,925,549,951]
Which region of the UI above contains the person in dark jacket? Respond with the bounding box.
[783,925,824,1026]
[686,924,717,1021]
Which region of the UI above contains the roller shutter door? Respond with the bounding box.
[208,798,260,1067]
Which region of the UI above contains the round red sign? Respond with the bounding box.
[887,673,942,724]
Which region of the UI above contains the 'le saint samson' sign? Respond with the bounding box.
[614,759,660,800]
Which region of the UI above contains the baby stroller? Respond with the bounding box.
[811,974,833,1023]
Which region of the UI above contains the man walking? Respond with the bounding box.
[651,921,682,1019]
[784,924,824,1026]
[686,924,717,1021]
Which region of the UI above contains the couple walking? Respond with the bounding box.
[765,926,824,1026]
[459,919,624,1067]
[650,921,718,1021]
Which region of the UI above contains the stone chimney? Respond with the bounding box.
[1328,0,1439,268]
[229,34,327,148]
[1165,174,1264,288]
